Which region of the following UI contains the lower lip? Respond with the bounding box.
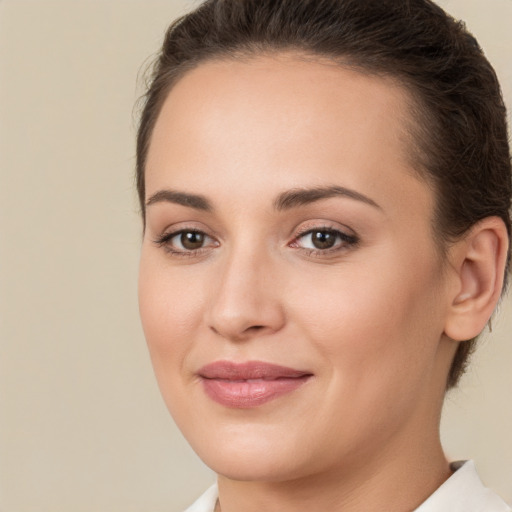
[201,376,311,408]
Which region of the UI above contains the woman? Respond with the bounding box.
[136,0,511,510]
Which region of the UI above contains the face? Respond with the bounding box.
[139,54,455,483]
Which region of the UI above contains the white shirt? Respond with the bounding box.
[183,461,511,512]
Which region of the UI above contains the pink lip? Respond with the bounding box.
[198,361,312,408]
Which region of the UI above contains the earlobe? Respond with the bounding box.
[444,217,509,341]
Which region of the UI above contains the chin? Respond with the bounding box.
[185,424,314,483]
[203,452,306,483]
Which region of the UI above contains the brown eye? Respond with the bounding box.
[154,229,217,255]
[180,231,205,250]
[310,230,337,249]
[294,227,359,253]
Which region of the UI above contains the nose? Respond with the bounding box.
[206,247,286,342]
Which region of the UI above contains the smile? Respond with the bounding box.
[198,361,313,408]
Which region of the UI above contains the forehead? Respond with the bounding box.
[149,54,413,157]
[146,53,431,220]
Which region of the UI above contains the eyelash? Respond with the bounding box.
[153,229,218,258]
[153,226,359,258]
[290,226,359,256]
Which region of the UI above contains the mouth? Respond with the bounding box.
[198,360,313,408]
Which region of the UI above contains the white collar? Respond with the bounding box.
[183,483,218,512]
[414,460,511,512]
[184,461,511,512]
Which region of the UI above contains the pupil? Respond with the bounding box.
[181,231,204,250]
[312,230,336,249]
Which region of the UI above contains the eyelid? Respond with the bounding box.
[152,220,217,242]
[292,219,357,240]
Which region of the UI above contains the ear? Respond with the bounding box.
[444,217,509,341]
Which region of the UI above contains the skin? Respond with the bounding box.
[138,54,507,512]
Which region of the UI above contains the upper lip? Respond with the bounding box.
[198,360,312,380]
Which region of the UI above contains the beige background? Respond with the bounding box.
[0,0,510,510]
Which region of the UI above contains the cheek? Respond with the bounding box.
[290,245,445,400]
[138,250,206,385]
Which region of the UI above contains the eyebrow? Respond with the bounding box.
[273,185,381,211]
[146,189,213,211]
[145,185,381,212]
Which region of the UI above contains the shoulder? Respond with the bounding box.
[414,461,511,512]
[182,484,218,512]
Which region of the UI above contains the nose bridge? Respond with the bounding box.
[207,237,284,340]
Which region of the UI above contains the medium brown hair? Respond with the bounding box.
[136,0,511,388]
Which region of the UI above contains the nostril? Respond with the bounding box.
[248,325,265,331]
[209,323,266,339]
